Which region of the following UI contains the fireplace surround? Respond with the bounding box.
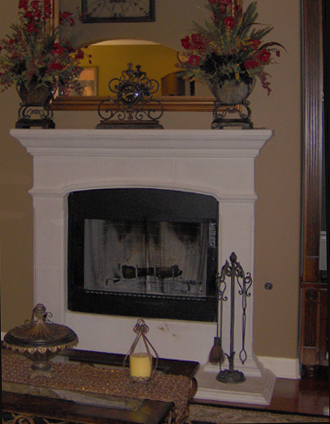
[11,128,275,404]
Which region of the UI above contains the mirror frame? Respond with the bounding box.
[51,0,215,111]
[52,96,216,112]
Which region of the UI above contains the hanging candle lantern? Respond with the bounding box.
[124,318,159,382]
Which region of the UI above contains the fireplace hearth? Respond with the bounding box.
[11,128,275,404]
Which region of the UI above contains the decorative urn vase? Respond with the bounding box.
[15,81,55,129]
[207,79,255,129]
[18,81,53,106]
[207,80,254,105]
[4,304,78,375]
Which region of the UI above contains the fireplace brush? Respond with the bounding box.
[208,274,225,365]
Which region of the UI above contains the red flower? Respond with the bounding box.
[250,39,261,50]
[63,41,75,53]
[209,0,231,15]
[49,62,64,70]
[43,0,52,18]
[24,11,34,19]
[191,33,205,49]
[224,17,235,30]
[33,8,42,19]
[181,33,206,51]
[257,49,271,62]
[51,43,64,55]
[188,55,201,67]
[31,1,40,9]
[0,1,91,95]
[244,59,259,70]
[26,21,38,33]
[18,0,29,10]
[75,49,84,60]
[260,72,272,95]
[209,0,231,4]
[181,36,191,50]
[60,11,75,26]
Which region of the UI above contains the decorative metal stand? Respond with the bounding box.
[96,63,163,129]
[216,252,252,384]
[211,101,253,129]
[209,80,255,129]
[16,104,55,129]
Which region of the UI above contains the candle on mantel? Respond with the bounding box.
[129,352,152,378]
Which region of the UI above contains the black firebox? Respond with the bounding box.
[68,188,218,322]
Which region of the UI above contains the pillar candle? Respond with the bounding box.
[129,352,152,378]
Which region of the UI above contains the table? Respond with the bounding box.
[2,346,199,424]
[2,391,174,424]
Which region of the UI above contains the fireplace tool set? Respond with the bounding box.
[209,252,253,383]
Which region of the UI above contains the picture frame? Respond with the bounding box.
[81,0,155,23]
[70,67,98,96]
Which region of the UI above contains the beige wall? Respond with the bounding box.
[0,0,301,360]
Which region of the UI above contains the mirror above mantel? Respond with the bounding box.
[53,38,215,112]
[53,0,216,112]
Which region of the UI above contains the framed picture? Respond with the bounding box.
[82,0,155,23]
[70,67,98,96]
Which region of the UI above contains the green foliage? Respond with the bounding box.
[179,0,284,94]
[0,0,91,95]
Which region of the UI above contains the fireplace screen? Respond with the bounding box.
[85,219,214,296]
[68,189,218,321]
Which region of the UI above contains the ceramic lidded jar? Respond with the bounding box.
[4,304,78,374]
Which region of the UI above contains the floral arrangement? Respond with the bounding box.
[179,0,283,95]
[0,0,91,96]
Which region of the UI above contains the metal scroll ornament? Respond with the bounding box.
[215,252,252,384]
[96,63,164,129]
[4,304,78,375]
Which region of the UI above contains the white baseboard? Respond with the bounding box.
[257,356,301,379]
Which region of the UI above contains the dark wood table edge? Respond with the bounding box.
[2,391,174,424]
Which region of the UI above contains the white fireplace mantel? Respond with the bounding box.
[11,128,275,404]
